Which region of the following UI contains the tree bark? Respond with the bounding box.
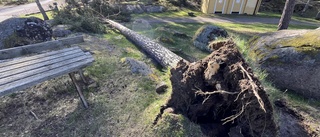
[105,19,184,68]
[278,0,296,30]
[316,11,320,20]
[35,0,49,20]
[301,0,311,16]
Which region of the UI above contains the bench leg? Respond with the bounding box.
[69,72,89,108]
[78,70,89,85]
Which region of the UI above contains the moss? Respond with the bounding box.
[2,33,29,49]
[279,30,320,49]
[277,30,320,57]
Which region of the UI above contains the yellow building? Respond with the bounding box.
[201,0,262,15]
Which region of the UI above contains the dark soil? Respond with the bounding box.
[163,40,277,137]
[274,99,318,137]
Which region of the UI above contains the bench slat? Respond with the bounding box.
[0,56,94,96]
[0,53,91,86]
[0,47,79,68]
[0,35,84,60]
[0,52,85,79]
[0,48,82,73]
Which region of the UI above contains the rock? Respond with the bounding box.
[145,5,165,13]
[249,29,320,99]
[16,17,52,42]
[163,107,174,113]
[0,17,52,49]
[119,4,165,14]
[193,25,228,52]
[0,18,26,49]
[125,57,152,76]
[121,4,144,14]
[52,25,72,38]
[156,82,168,94]
[132,19,152,31]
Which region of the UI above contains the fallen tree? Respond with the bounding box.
[105,19,183,68]
[159,40,277,137]
[105,19,277,136]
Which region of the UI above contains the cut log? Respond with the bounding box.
[105,19,184,68]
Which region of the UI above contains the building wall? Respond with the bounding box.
[243,0,258,15]
[201,0,261,15]
[201,0,210,13]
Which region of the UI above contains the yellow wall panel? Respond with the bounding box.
[201,0,261,14]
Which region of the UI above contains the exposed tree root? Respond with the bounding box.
[159,40,277,137]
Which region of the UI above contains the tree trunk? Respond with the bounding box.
[316,11,320,20]
[105,19,184,68]
[278,0,296,30]
[35,0,49,20]
[300,0,311,16]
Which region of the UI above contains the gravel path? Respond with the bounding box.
[0,0,64,22]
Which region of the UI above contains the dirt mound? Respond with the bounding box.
[163,40,277,136]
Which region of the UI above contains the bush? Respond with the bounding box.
[52,7,106,33]
[52,0,132,33]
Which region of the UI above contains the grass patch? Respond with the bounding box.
[21,11,54,20]
[132,8,205,18]
[258,11,320,24]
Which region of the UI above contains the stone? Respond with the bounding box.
[193,25,228,52]
[132,19,152,31]
[0,17,52,49]
[125,57,152,76]
[122,4,144,14]
[145,5,165,13]
[52,25,72,38]
[0,18,26,49]
[119,4,165,14]
[249,29,320,99]
[156,82,168,94]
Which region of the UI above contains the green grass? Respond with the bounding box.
[257,11,320,24]
[132,8,205,18]
[21,11,54,20]
[78,8,320,136]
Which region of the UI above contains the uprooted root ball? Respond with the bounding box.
[161,40,277,137]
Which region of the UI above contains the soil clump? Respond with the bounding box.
[162,40,277,136]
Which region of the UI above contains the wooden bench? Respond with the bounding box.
[0,36,94,108]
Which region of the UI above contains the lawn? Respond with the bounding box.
[21,11,54,20]
[133,8,320,26]
[1,9,319,136]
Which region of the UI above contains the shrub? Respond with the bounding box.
[52,7,106,33]
[52,0,131,33]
